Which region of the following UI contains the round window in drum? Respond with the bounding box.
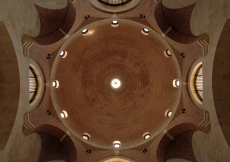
[29,66,38,103]
[98,0,132,6]
[194,64,203,102]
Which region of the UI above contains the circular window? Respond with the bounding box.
[172,79,180,88]
[165,109,173,118]
[82,133,91,140]
[113,141,121,148]
[194,64,203,101]
[143,132,151,140]
[29,66,38,103]
[89,0,140,13]
[82,29,88,35]
[111,20,119,27]
[189,62,203,104]
[52,80,60,88]
[28,61,44,111]
[141,28,149,35]
[98,0,132,6]
[60,110,68,119]
[164,49,172,57]
[60,51,67,58]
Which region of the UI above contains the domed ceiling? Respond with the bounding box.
[51,19,181,149]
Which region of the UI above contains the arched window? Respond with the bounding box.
[104,158,130,162]
[194,64,203,101]
[29,66,38,103]
[98,0,132,6]
[98,156,136,162]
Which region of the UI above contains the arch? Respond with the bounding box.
[29,1,76,45]
[33,124,77,162]
[154,0,201,44]
[156,123,202,162]
[213,19,230,147]
[162,0,197,9]
[33,0,68,10]
[0,21,20,150]
[164,131,197,162]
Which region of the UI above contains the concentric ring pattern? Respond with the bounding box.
[51,19,181,149]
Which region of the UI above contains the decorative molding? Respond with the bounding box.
[198,111,210,133]
[59,28,67,36]
[162,27,172,37]
[162,129,174,140]
[197,33,209,55]
[22,35,34,57]
[166,132,174,140]
[60,133,68,141]
[23,113,35,135]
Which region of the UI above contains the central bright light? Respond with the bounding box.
[111,78,121,89]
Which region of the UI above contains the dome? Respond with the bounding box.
[51,19,181,149]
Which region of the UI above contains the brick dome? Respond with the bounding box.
[51,19,181,149]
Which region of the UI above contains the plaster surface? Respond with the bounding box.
[191,0,230,162]
[18,133,41,162]
[166,159,191,162]
[191,0,230,36]
[33,0,67,10]
[0,0,39,161]
[162,0,197,9]
[0,21,19,150]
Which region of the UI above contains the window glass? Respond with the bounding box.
[29,66,38,103]
[194,65,203,101]
[98,0,132,6]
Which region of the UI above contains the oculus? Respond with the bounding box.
[110,78,121,89]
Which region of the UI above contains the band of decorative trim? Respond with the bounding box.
[22,35,34,57]
[197,33,209,55]
[166,132,174,140]
[198,111,210,133]
[23,113,35,135]
[59,28,67,36]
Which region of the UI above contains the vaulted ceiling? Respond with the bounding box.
[0,0,230,162]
